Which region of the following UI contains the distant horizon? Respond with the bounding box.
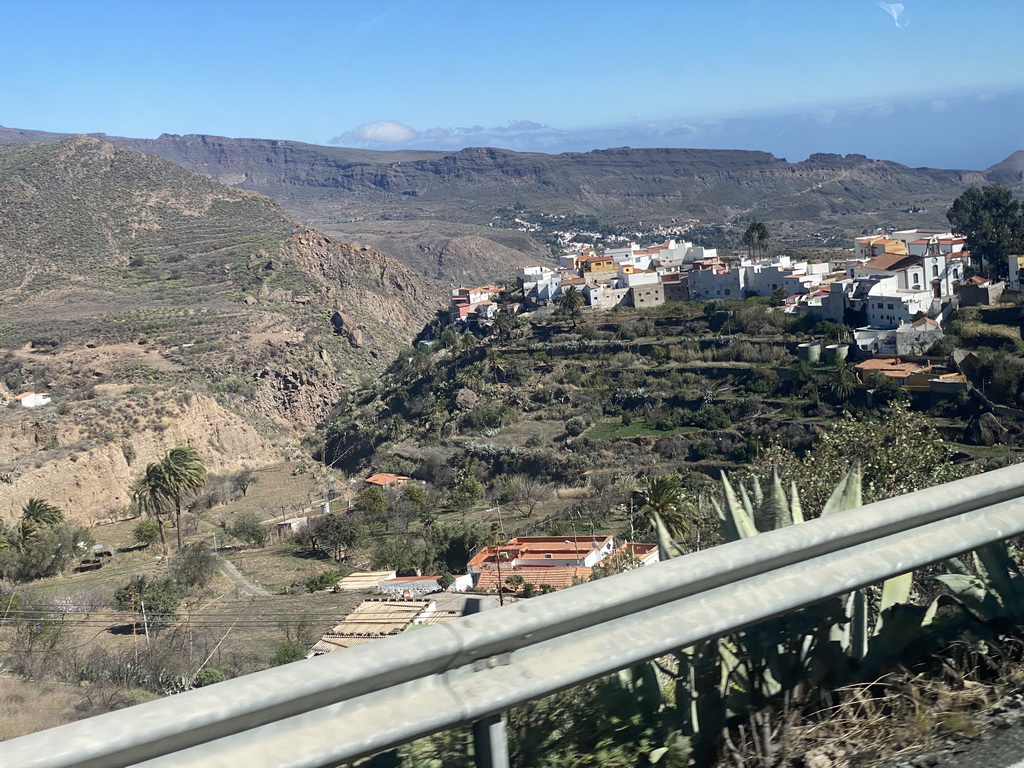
[4,115,1020,174]
[3,1,1022,172]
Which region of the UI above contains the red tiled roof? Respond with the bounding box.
[862,253,917,272]
[365,473,411,486]
[468,536,613,569]
[473,566,592,593]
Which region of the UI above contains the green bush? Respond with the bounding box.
[304,568,347,593]
[565,416,587,437]
[689,404,731,430]
[193,667,226,687]
[113,575,185,626]
[133,518,161,548]
[227,511,269,548]
[270,641,307,666]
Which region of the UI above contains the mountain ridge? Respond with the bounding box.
[1,124,1020,284]
[0,136,442,428]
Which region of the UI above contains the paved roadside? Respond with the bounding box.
[875,692,1024,768]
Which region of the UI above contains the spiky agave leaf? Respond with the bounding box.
[821,461,863,517]
[717,473,758,541]
[653,511,686,561]
[789,481,804,524]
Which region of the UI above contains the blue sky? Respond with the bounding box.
[2,1,1022,169]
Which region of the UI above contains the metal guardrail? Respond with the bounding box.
[6,463,1024,768]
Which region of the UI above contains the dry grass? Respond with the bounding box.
[0,677,87,739]
[222,542,344,595]
[755,662,1020,768]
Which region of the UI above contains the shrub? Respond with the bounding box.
[565,417,587,437]
[169,543,218,589]
[227,511,269,548]
[449,475,484,511]
[133,518,161,548]
[304,568,347,593]
[270,641,307,666]
[689,405,731,430]
[113,576,185,627]
[193,668,226,687]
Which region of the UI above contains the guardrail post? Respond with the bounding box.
[465,596,510,768]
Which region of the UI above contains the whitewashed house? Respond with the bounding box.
[14,392,51,409]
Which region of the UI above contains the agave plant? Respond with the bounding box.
[648,463,945,761]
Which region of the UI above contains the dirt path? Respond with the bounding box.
[218,556,270,597]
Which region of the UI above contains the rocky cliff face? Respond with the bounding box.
[0,391,279,525]
[0,137,443,520]
[0,137,442,408]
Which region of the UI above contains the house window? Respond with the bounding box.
[932,265,939,277]
[724,289,731,295]
[887,303,894,310]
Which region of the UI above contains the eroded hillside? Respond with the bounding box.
[0,137,442,521]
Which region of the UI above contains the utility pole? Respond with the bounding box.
[140,599,151,648]
[494,533,505,607]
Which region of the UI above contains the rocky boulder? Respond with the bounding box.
[966,411,1009,446]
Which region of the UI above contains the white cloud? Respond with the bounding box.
[331,120,419,146]
[931,99,951,113]
[878,2,909,28]
[505,120,545,131]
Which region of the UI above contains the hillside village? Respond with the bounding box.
[447,228,1014,362]
[2,135,1024,765]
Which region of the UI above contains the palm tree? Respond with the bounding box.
[133,446,207,552]
[492,311,514,341]
[556,285,585,328]
[161,446,207,551]
[18,498,64,549]
[742,223,757,259]
[632,474,694,542]
[132,463,173,555]
[829,361,857,403]
[743,221,771,259]
[21,498,63,527]
[755,222,770,258]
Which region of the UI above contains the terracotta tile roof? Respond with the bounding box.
[862,253,918,272]
[468,536,613,568]
[364,473,411,486]
[473,565,592,593]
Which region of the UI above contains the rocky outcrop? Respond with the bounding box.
[966,412,1010,446]
[0,392,280,525]
[251,364,344,428]
[331,310,365,348]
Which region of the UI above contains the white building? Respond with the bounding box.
[688,256,822,301]
[14,392,51,408]
[518,266,566,304]
[1009,255,1024,292]
[852,240,967,300]
[863,287,933,329]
